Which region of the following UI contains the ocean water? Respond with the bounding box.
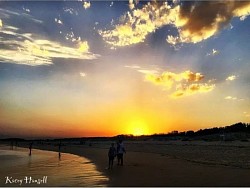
[0,146,108,186]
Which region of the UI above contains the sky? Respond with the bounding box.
[0,0,250,138]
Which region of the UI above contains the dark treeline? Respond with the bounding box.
[111,122,250,141]
[155,122,250,137]
[1,122,250,142]
[47,122,250,142]
[150,122,250,140]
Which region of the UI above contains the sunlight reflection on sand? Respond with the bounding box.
[0,146,108,186]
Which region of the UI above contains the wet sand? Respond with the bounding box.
[0,146,108,186]
[24,141,250,186]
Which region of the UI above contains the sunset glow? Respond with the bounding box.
[126,118,150,136]
[0,1,250,138]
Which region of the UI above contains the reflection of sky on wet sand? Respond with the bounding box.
[0,147,108,186]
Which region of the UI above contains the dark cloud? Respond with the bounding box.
[168,1,250,44]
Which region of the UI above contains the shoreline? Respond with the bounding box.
[15,143,250,187]
[0,145,108,187]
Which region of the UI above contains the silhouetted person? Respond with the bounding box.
[58,141,62,159]
[108,143,116,169]
[29,142,33,156]
[117,140,126,166]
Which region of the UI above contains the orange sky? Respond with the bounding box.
[0,1,250,138]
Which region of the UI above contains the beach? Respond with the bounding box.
[12,140,250,187]
[0,146,108,187]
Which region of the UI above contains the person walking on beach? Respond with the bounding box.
[29,142,33,156]
[117,140,126,166]
[108,143,116,169]
[58,141,62,159]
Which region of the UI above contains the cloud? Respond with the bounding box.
[0,8,43,24]
[125,65,158,74]
[99,2,175,48]
[145,70,204,89]
[77,41,89,53]
[124,65,141,69]
[240,15,247,21]
[80,72,86,77]
[206,48,219,56]
[224,96,244,102]
[212,49,219,55]
[225,96,237,100]
[0,19,2,27]
[233,2,250,18]
[23,7,30,13]
[99,1,250,48]
[143,70,214,98]
[137,69,158,75]
[83,1,91,9]
[129,0,135,10]
[243,112,250,117]
[63,31,82,42]
[171,83,215,98]
[0,24,99,66]
[226,75,237,81]
[63,8,78,15]
[0,7,96,66]
[55,18,63,25]
[167,1,250,44]
[124,65,159,77]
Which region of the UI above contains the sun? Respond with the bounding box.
[132,126,146,136]
[127,118,149,136]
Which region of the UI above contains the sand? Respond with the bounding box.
[15,140,250,187]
